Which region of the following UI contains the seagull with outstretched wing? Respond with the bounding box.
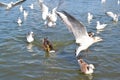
[56,11,103,57]
[0,0,26,10]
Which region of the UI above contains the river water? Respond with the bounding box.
[0,0,120,80]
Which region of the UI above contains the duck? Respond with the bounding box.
[26,31,34,43]
[0,0,26,10]
[78,59,95,74]
[42,38,55,53]
[96,21,107,30]
[56,11,103,57]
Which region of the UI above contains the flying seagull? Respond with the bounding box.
[0,0,26,10]
[56,11,103,57]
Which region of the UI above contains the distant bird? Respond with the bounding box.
[0,0,26,10]
[23,10,28,20]
[78,58,95,74]
[101,0,106,4]
[118,0,120,5]
[106,11,119,22]
[38,0,49,21]
[96,21,107,30]
[19,5,23,12]
[26,31,34,43]
[17,17,22,26]
[29,4,34,9]
[42,38,55,53]
[56,11,103,57]
[87,12,93,23]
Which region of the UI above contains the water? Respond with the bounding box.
[0,0,120,80]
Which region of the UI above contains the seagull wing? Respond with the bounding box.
[56,11,89,44]
[12,0,26,7]
[0,2,7,7]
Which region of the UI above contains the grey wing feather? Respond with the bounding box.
[0,2,7,7]
[56,11,89,42]
[13,0,26,7]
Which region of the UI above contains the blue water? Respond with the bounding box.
[0,0,120,80]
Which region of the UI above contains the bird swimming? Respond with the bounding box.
[17,17,22,26]
[56,11,103,57]
[29,4,34,9]
[23,10,28,20]
[46,7,58,27]
[19,5,23,12]
[78,58,95,74]
[38,0,49,21]
[106,11,119,22]
[101,0,106,4]
[0,0,26,10]
[42,38,55,53]
[26,31,34,43]
[96,21,107,30]
[87,12,93,23]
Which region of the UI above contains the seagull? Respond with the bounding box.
[38,0,49,21]
[101,0,106,4]
[106,11,119,22]
[26,31,34,43]
[23,10,28,20]
[118,0,120,5]
[96,21,107,30]
[19,5,23,12]
[87,12,93,23]
[29,4,34,9]
[42,38,55,53]
[17,17,22,26]
[0,0,26,10]
[46,7,58,27]
[78,58,95,74]
[56,11,103,57]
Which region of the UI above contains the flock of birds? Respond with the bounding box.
[0,0,120,75]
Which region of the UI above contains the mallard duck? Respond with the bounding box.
[42,38,55,53]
